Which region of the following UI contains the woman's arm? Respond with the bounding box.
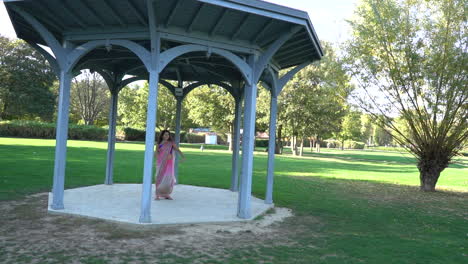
[172,143,185,159]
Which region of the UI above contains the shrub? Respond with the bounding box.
[185,133,205,143]
[68,124,107,140]
[344,140,366,149]
[255,139,269,148]
[122,127,146,141]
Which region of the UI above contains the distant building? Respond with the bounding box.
[256,131,269,139]
[189,127,211,133]
[190,128,217,145]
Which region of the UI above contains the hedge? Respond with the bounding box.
[0,120,107,140]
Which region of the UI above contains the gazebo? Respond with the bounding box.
[3,0,323,223]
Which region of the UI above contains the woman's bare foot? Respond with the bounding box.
[165,196,173,200]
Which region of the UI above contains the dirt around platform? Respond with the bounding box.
[0,193,322,264]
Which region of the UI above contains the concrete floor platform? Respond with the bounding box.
[48,184,273,225]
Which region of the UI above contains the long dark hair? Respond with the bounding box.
[157,130,172,144]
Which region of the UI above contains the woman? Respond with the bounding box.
[155,130,185,200]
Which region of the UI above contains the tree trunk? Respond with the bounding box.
[276,124,282,154]
[316,136,321,153]
[292,136,298,156]
[228,123,234,151]
[309,137,313,152]
[418,158,448,192]
[299,137,304,156]
[291,136,295,156]
[341,139,344,150]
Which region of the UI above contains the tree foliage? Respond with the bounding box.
[0,36,56,121]
[118,82,189,131]
[346,0,467,191]
[185,84,236,134]
[335,110,363,149]
[277,42,352,155]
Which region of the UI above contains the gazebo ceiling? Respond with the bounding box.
[5,0,323,83]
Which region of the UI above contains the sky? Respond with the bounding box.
[0,0,360,44]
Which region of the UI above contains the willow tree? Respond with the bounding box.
[346,0,467,191]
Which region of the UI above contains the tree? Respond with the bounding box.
[361,114,375,145]
[346,0,467,191]
[118,82,183,131]
[277,42,352,155]
[373,125,393,146]
[0,36,56,121]
[185,84,236,148]
[70,71,109,125]
[156,84,177,131]
[117,84,143,128]
[335,110,363,150]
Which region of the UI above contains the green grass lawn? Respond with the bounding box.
[0,137,467,263]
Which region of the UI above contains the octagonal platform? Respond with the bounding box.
[48,184,273,225]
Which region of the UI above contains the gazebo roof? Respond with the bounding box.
[5,0,323,84]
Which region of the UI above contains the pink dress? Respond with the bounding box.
[155,142,176,198]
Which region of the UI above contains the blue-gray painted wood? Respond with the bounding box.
[230,97,242,192]
[254,26,301,81]
[64,27,257,54]
[105,91,118,185]
[174,98,182,183]
[198,0,307,26]
[159,79,176,96]
[66,40,151,74]
[25,40,60,77]
[158,27,256,54]
[9,5,67,67]
[158,44,252,85]
[165,0,183,28]
[78,0,106,27]
[56,0,86,29]
[51,71,72,210]
[139,70,160,223]
[102,74,143,186]
[237,55,257,219]
[265,95,277,204]
[187,3,206,33]
[101,0,125,26]
[277,61,310,95]
[139,0,159,223]
[126,0,148,26]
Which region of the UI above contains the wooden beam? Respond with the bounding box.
[251,18,274,43]
[79,0,106,27]
[187,3,205,33]
[276,49,316,64]
[101,0,125,26]
[275,43,312,60]
[56,0,87,29]
[280,37,309,51]
[231,13,250,40]
[259,30,306,47]
[165,0,182,28]
[126,0,147,26]
[210,9,228,36]
[30,2,65,31]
